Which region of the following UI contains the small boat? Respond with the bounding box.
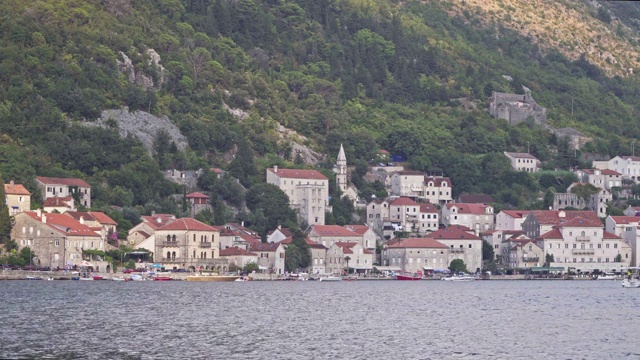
[153,276,173,281]
[318,275,342,282]
[26,276,43,280]
[47,277,54,281]
[129,274,144,281]
[596,272,621,280]
[395,271,423,281]
[112,277,126,281]
[621,267,640,288]
[71,276,80,281]
[441,274,477,282]
[79,277,94,281]
[92,276,105,281]
[234,276,250,282]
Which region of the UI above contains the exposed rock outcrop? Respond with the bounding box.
[84,108,188,156]
[117,49,165,89]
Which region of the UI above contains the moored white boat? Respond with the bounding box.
[318,275,342,282]
[441,274,477,282]
[112,277,126,281]
[621,267,640,288]
[596,272,621,280]
[129,274,144,281]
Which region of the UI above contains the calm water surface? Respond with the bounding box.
[1,280,639,359]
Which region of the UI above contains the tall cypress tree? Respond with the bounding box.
[0,174,15,251]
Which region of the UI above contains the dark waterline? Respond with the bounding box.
[1,280,639,359]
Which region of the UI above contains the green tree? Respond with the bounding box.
[284,228,311,272]
[243,262,259,273]
[0,174,16,252]
[246,183,297,233]
[614,254,623,263]
[448,259,468,273]
[482,240,494,263]
[545,253,555,266]
[229,138,258,188]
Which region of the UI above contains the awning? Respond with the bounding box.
[423,267,434,270]
[530,267,564,272]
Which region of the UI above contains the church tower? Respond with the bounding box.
[336,144,347,193]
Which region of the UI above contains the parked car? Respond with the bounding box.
[122,269,135,274]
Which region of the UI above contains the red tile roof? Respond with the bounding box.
[622,156,640,161]
[344,225,371,235]
[556,217,603,228]
[89,212,117,225]
[4,183,30,195]
[36,176,90,188]
[220,247,257,257]
[424,177,451,186]
[529,210,600,225]
[268,168,328,180]
[500,210,530,219]
[537,228,563,239]
[390,197,419,206]
[141,214,176,229]
[445,203,490,214]
[379,149,390,154]
[419,204,439,213]
[249,242,282,252]
[309,225,360,237]
[580,169,621,176]
[186,192,209,198]
[603,231,622,239]
[458,194,494,203]
[427,225,480,240]
[157,218,218,232]
[210,168,223,174]
[65,211,96,222]
[387,237,448,249]
[267,227,293,238]
[609,216,640,225]
[23,211,99,237]
[504,152,539,160]
[43,197,73,207]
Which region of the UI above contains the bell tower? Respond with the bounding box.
[336,144,347,193]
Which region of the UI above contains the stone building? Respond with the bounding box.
[489,87,547,125]
[4,181,30,215]
[266,166,330,225]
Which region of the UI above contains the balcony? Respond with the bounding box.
[575,236,591,242]
[522,257,540,263]
[162,241,179,247]
[572,249,595,255]
[199,242,212,248]
[450,248,465,253]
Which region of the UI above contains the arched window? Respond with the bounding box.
[172,235,176,242]
[172,251,176,259]
[167,251,170,259]
[166,235,170,242]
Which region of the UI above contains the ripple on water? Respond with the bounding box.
[0,280,638,359]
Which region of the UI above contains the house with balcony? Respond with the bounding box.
[521,210,601,238]
[127,213,176,247]
[507,240,544,268]
[415,204,439,235]
[186,192,211,217]
[64,211,118,243]
[481,230,529,263]
[441,203,494,235]
[154,218,224,271]
[306,225,362,248]
[36,176,91,208]
[593,156,640,183]
[4,181,30,215]
[574,169,622,190]
[605,216,640,267]
[423,176,453,205]
[43,197,75,213]
[387,197,421,233]
[11,210,106,270]
[390,171,426,198]
[248,242,286,275]
[503,152,540,172]
[536,216,631,272]
[366,198,390,231]
[426,225,483,272]
[344,224,378,252]
[382,237,449,273]
[552,183,611,217]
[266,166,330,225]
[219,227,261,250]
[325,242,374,275]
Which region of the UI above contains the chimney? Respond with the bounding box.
[241,221,245,227]
[42,214,47,224]
[151,210,156,216]
[10,180,14,185]
[36,209,42,218]
[79,216,84,225]
[273,165,278,173]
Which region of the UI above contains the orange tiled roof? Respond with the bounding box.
[268,168,328,180]
[427,225,480,240]
[220,247,257,257]
[157,218,218,232]
[4,183,30,195]
[387,237,448,249]
[309,225,359,237]
[36,176,90,188]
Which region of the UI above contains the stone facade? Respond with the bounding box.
[490,88,547,125]
[4,181,31,215]
[36,176,91,208]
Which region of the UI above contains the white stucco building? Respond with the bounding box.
[266,166,330,225]
[503,152,540,173]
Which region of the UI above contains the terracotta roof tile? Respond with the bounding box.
[504,152,539,160]
[419,204,439,213]
[537,228,563,239]
[427,225,480,240]
[609,216,640,225]
[344,225,371,234]
[387,237,448,249]
[424,177,451,186]
[4,183,30,196]
[249,242,282,252]
[89,211,117,225]
[501,210,530,219]
[36,176,90,188]
[220,247,257,257]
[186,192,209,198]
[390,197,419,206]
[445,203,490,214]
[580,169,621,176]
[43,197,73,207]
[268,168,328,180]
[157,218,218,232]
[309,225,360,237]
[603,231,622,239]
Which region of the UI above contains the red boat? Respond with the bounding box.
[92,276,105,281]
[395,271,423,281]
[153,276,173,281]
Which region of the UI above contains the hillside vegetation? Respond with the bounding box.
[2,0,640,229]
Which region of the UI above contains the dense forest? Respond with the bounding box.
[2,0,640,236]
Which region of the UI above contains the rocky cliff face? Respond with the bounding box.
[84,108,188,156]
